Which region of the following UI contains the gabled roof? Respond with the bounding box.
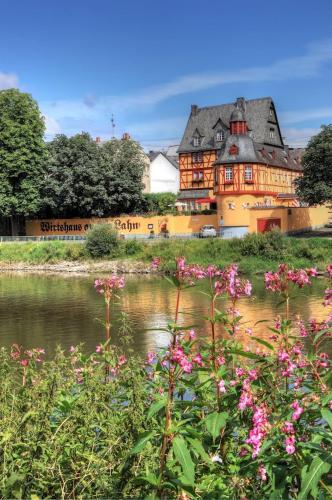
[178,97,284,153]
[148,151,179,169]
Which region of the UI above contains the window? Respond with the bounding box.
[244,165,253,182]
[216,130,223,142]
[225,166,233,182]
[193,136,201,147]
[269,108,273,117]
[269,128,275,139]
[193,170,203,181]
[192,152,203,163]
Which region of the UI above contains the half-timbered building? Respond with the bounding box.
[177,97,309,235]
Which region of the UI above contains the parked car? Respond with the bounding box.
[199,225,217,238]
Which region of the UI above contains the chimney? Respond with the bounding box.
[122,132,131,140]
[191,104,198,116]
[95,136,101,143]
[236,97,246,112]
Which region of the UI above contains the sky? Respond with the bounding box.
[1,0,332,150]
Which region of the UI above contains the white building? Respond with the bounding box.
[147,147,179,193]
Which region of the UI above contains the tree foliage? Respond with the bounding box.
[295,125,332,204]
[142,192,177,214]
[41,134,147,217]
[0,89,46,219]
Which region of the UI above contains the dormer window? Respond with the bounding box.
[216,130,223,142]
[269,128,275,139]
[193,136,201,147]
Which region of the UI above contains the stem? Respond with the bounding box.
[158,285,182,494]
[210,295,221,412]
[105,298,111,349]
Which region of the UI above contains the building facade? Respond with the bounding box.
[147,149,179,194]
[177,97,326,235]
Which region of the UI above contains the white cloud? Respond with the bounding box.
[0,72,18,89]
[282,127,320,147]
[44,114,61,137]
[280,107,332,125]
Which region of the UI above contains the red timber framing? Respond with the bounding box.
[179,151,217,190]
[214,163,300,196]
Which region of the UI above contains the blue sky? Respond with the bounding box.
[1,0,332,149]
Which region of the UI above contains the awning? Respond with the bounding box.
[196,198,217,204]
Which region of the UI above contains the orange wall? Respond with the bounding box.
[26,214,219,237]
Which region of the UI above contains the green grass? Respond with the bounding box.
[0,232,331,273]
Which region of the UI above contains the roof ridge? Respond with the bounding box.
[193,97,272,111]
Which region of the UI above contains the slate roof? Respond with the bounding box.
[178,97,284,153]
[148,151,179,169]
[178,97,302,172]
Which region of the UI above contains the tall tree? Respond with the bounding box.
[41,134,147,217]
[101,137,147,215]
[0,89,46,234]
[295,125,332,205]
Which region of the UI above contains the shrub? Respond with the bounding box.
[85,224,119,258]
[123,238,143,255]
[239,229,286,259]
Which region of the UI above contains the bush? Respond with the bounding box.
[123,239,143,255]
[85,224,119,258]
[239,229,286,259]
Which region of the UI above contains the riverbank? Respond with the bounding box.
[0,232,331,274]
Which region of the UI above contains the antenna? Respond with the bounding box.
[111,114,116,138]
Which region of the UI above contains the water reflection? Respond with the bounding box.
[0,273,329,357]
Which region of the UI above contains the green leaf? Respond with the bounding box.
[321,408,332,431]
[147,399,166,420]
[230,349,261,360]
[314,328,332,344]
[204,412,228,440]
[172,436,195,486]
[298,456,331,500]
[251,337,274,350]
[186,437,211,465]
[131,430,156,455]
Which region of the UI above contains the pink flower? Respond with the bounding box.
[146,351,156,364]
[218,379,226,393]
[20,359,29,367]
[69,346,76,353]
[216,356,226,366]
[192,353,203,366]
[245,405,270,458]
[278,350,290,362]
[151,257,161,270]
[329,400,332,410]
[118,355,127,366]
[291,400,304,421]
[96,344,103,354]
[245,327,253,336]
[180,358,193,373]
[94,276,125,295]
[258,464,267,481]
[327,264,332,278]
[282,421,295,434]
[236,367,245,377]
[285,435,296,454]
[189,329,196,340]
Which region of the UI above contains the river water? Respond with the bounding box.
[0,273,329,357]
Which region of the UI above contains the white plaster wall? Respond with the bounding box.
[150,154,179,193]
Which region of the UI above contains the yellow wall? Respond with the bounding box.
[26,214,219,237]
[248,205,330,233]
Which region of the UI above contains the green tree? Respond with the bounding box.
[41,133,107,217]
[101,137,146,215]
[295,125,332,205]
[142,192,177,214]
[41,135,146,217]
[0,89,46,234]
